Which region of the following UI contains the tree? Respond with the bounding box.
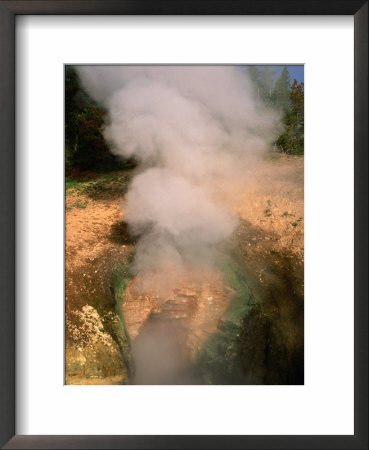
[289,79,304,153]
[290,79,304,119]
[247,66,259,98]
[246,65,304,155]
[65,66,80,162]
[275,79,304,155]
[259,67,275,105]
[65,66,126,174]
[273,66,291,112]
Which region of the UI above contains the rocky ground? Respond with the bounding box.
[65,172,134,384]
[120,266,232,384]
[65,154,304,385]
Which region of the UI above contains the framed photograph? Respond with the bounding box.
[0,1,367,449]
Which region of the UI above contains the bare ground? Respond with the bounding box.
[65,154,304,385]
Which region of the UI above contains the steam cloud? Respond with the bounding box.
[76,66,279,289]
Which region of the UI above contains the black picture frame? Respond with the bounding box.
[0,1,367,449]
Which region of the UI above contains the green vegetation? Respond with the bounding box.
[66,172,131,200]
[73,200,88,209]
[196,258,258,384]
[248,66,304,155]
[281,211,292,217]
[110,260,134,376]
[275,79,304,155]
[65,199,88,211]
[220,259,258,324]
[65,66,133,174]
[112,262,133,307]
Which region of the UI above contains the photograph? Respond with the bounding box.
[65,65,304,385]
[1,0,366,446]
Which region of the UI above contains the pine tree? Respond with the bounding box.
[275,78,304,155]
[259,67,275,105]
[273,66,291,112]
[248,66,261,100]
[290,79,304,120]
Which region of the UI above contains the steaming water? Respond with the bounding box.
[76,66,279,285]
[132,313,201,384]
[76,66,280,384]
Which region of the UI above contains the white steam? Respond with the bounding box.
[76,66,279,282]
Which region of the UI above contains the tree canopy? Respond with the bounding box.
[248,65,304,155]
[65,66,129,174]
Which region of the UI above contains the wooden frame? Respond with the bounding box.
[0,1,367,448]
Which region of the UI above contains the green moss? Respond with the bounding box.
[196,257,259,384]
[112,262,132,305]
[66,172,132,199]
[74,200,89,209]
[110,261,134,377]
[219,259,257,325]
